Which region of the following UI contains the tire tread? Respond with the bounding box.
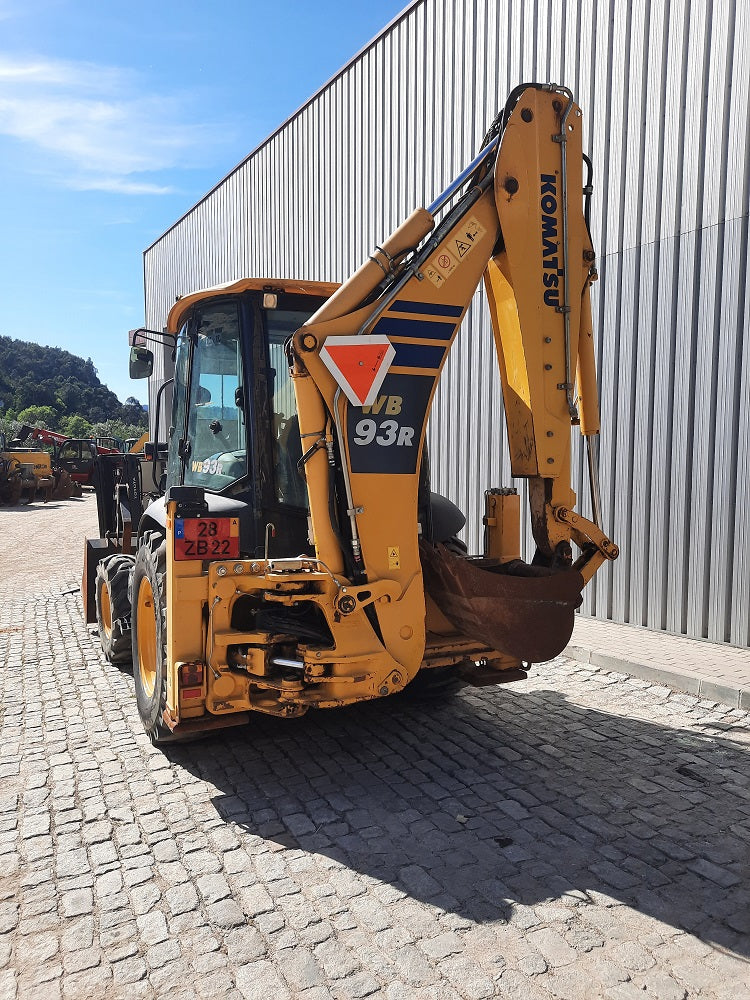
[95,553,135,665]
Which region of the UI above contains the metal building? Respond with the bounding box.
[143,0,750,647]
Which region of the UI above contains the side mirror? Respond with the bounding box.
[129,346,153,379]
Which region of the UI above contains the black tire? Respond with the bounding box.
[95,554,135,664]
[130,530,170,742]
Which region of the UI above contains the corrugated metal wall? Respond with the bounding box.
[144,0,750,646]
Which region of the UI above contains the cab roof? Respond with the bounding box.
[166,277,340,334]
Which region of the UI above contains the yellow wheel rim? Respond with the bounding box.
[100,584,112,640]
[137,576,158,698]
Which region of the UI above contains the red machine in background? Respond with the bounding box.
[19,426,122,487]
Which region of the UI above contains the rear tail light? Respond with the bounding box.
[179,662,204,686]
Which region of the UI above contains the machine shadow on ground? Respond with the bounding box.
[0,503,67,513]
[165,682,750,959]
[0,496,86,514]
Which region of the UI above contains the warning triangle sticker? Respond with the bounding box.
[319,335,395,407]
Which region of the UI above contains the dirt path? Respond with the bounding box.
[0,491,100,599]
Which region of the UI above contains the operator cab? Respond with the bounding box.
[55,439,98,485]
[133,280,338,559]
[169,295,311,504]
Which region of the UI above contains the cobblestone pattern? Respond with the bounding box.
[0,499,749,999]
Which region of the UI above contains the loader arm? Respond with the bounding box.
[291,84,618,675]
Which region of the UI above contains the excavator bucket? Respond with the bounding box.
[420,543,584,663]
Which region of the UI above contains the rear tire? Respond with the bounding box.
[131,531,170,742]
[95,554,134,664]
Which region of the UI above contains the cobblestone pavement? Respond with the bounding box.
[0,498,749,999]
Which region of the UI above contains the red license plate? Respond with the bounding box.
[174,517,240,561]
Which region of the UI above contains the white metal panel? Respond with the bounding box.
[730,223,750,647]
[142,0,750,646]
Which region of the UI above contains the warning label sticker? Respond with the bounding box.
[388,546,400,569]
[424,250,457,288]
[462,215,487,246]
[425,216,487,287]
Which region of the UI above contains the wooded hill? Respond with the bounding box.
[0,335,147,437]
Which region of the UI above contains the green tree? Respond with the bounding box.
[17,405,58,429]
[60,414,93,438]
[0,335,125,425]
[92,419,147,442]
[119,400,148,427]
[0,416,20,441]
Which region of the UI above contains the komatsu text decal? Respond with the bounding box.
[540,173,562,308]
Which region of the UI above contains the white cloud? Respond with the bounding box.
[0,54,223,193]
[77,177,174,196]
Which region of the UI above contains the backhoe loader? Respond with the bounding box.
[1,431,54,501]
[84,83,618,742]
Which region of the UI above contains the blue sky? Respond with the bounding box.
[0,0,408,405]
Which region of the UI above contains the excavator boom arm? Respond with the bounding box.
[290,83,617,673]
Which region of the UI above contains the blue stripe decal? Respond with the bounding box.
[391,342,446,370]
[373,316,455,341]
[392,299,464,318]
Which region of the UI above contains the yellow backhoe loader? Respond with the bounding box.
[84,83,618,743]
[0,431,55,503]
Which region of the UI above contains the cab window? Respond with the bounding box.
[59,441,80,461]
[266,309,313,508]
[184,301,247,490]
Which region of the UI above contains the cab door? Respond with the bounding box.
[57,440,96,484]
[56,440,81,480]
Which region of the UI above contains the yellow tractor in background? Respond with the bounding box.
[0,434,24,506]
[0,431,55,503]
[84,83,618,743]
[1,428,85,503]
